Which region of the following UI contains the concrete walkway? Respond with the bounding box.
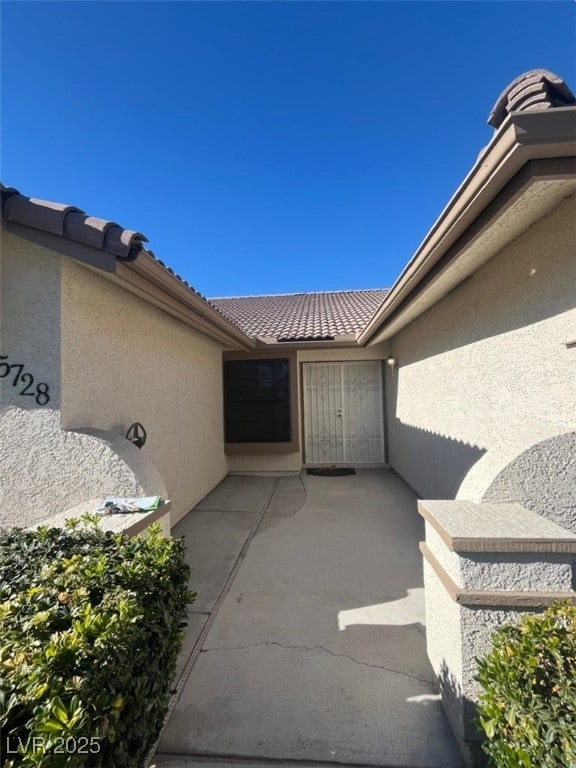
[151,471,463,768]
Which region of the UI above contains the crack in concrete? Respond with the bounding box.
[201,641,433,686]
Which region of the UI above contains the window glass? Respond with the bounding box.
[224,359,291,443]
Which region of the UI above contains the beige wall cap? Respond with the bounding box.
[418,500,576,553]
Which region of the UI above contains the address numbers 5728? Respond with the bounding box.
[0,355,51,405]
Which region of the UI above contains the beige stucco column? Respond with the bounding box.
[418,500,576,767]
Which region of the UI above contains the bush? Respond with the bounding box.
[475,601,576,768]
[0,516,195,768]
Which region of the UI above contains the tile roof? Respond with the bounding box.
[1,183,252,337]
[488,69,576,130]
[1,184,148,262]
[210,290,388,341]
[2,184,386,343]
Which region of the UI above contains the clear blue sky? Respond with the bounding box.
[2,1,575,297]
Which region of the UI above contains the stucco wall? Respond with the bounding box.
[227,343,391,473]
[0,406,167,529]
[482,431,576,533]
[0,232,61,410]
[385,197,576,526]
[60,259,228,525]
[0,232,169,527]
[297,346,390,363]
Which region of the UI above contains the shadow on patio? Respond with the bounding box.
[150,470,463,768]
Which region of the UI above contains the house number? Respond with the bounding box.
[0,355,51,405]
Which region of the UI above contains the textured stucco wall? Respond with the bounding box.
[0,231,168,527]
[227,452,303,474]
[422,560,466,752]
[386,197,576,527]
[482,431,576,533]
[422,502,576,764]
[227,342,391,473]
[0,407,167,528]
[0,232,61,409]
[60,259,228,524]
[297,345,390,363]
[425,523,573,593]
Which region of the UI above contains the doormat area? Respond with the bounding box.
[307,467,356,477]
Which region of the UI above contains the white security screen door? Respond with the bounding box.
[303,362,385,465]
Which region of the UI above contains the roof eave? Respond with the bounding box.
[2,218,119,274]
[118,251,255,350]
[2,218,254,350]
[359,106,576,345]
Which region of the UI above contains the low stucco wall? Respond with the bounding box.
[481,431,576,533]
[385,197,576,527]
[226,343,391,473]
[0,233,172,526]
[0,407,167,528]
[60,259,228,525]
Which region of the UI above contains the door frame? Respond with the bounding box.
[300,360,387,468]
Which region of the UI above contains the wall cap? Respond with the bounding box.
[29,499,172,538]
[418,499,576,553]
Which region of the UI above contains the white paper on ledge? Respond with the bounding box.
[95,496,161,513]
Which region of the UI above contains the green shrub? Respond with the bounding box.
[475,601,576,768]
[0,516,195,768]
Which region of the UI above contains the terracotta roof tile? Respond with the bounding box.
[488,69,576,130]
[2,185,386,343]
[1,185,147,261]
[210,290,388,341]
[1,184,252,337]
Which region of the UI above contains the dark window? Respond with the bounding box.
[224,359,291,443]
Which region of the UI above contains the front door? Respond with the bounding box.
[303,362,385,465]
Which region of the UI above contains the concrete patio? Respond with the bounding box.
[151,470,463,768]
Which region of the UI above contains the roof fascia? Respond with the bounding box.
[2,220,117,273]
[119,251,254,350]
[365,159,575,344]
[2,219,254,351]
[359,106,576,345]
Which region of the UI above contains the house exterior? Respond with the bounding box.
[1,69,575,534]
[0,204,253,528]
[211,290,392,474]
